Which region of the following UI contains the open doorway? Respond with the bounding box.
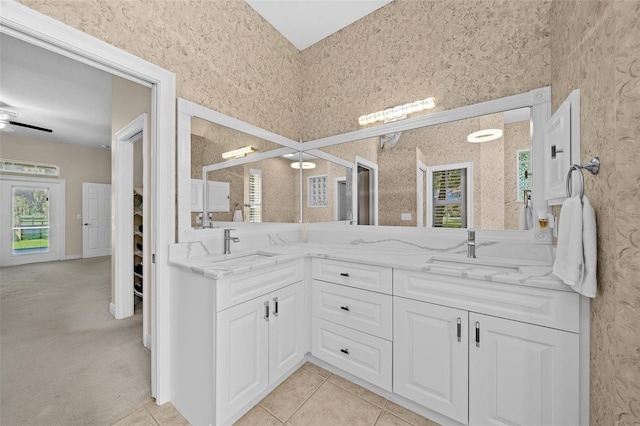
[353,156,378,225]
[0,2,175,403]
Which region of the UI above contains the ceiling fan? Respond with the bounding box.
[0,110,53,133]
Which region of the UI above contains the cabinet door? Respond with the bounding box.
[216,297,269,425]
[393,297,469,424]
[469,313,579,426]
[269,282,305,383]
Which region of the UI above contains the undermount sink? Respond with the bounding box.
[208,251,278,267]
[427,256,522,274]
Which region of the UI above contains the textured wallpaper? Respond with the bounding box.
[19,0,302,141]
[299,0,551,140]
[551,1,640,424]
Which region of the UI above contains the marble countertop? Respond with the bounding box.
[169,241,570,293]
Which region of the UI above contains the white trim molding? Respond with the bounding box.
[1,1,176,403]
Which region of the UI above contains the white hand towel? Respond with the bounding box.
[526,204,534,229]
[552,196,597,297]
[232,209,243,222]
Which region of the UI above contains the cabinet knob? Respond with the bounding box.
[340,272,350,277]
[340,348,350,355]
[475,321,480,347]
[264,301,270,321]
[457,317,461,342]
[273,297,279,317]
[340,305,350,312]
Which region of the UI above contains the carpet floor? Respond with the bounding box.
[1,257,151,425]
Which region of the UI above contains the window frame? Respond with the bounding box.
[426,162,473,229]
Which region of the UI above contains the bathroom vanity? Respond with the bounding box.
[169,232,587,426]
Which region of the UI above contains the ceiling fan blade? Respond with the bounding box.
[9,121,53,133]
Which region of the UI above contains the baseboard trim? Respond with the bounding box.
[65,254,82,260]
[109,303,116,318]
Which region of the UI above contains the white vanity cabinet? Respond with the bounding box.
[393,297,469,424]
[310,258,393,391]
[169,260,306,426]
[393,269,580,426]
[217,281,305,425]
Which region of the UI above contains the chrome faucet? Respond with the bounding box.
[223,229,239,254]
[467,228,476,259]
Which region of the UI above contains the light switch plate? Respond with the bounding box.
[401,213,411,221]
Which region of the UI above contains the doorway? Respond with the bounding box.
[334,177,348,221]
[353,156,378,225]
[2,2,175,402]
[0,176,64,267]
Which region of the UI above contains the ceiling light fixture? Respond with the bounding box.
[359,97,436,126]
[290,161,316,169]
[221,146,256,159]
[467,129,503,143]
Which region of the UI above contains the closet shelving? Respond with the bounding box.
[133,187,144,300]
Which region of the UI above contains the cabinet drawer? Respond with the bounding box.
[394,269,580,332]
[312,280,392,340]
[311,317,392,391]
[216,260,304,312]
[312,258,392,294]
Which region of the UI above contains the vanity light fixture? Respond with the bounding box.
[467,129,503,143]
[358,97,436,126]
[290,161,316,169]
[221,146,256,159]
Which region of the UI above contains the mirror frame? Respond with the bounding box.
[177,87,551,242]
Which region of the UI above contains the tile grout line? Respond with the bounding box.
[281,367,332,424]
[144,406,162,426]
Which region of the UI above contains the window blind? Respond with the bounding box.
[248,169,262,223]
[432,168,466,228]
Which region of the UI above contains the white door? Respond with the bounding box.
[394,297,469,424]
[82,182,111,258]
[269,282,305,383]
[216,297,269,425]
[0,176,64,267]
[469,313,579,426]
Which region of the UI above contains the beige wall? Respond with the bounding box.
[1,134,111,256]
[19,0,301,141]
[299,0,551,140]
[19,1,640,421]
[551,1,640,424]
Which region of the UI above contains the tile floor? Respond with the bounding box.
[113,362,440,426]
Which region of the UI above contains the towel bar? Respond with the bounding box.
[566,157,600,200]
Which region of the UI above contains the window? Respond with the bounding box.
[516,149,531,201]
[248,169,262,223]
[427,162,473,228]
[0,158,59,177]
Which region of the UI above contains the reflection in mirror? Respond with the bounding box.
[297,154,353,224]
[316,108,531,230]
[190,117,298,226]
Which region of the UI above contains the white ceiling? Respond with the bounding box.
[0,34,113,149]
[245,0,393,50]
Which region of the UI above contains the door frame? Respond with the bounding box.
[1,2,176,402]
[352,156,378,225]
[0,175,65,266]
[416,160,427,227]
[113,114,149,352]
[333,176,346,221]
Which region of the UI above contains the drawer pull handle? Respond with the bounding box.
[273,297,279,317]
[340,305,350,311]
[264,301,270,321]
[457,317,461,342]
[475,321,480,347]
[340,272,350,277]
[340,348,350,355]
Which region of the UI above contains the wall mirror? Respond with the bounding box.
[311,109,533,230]
[177,87,550,242]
